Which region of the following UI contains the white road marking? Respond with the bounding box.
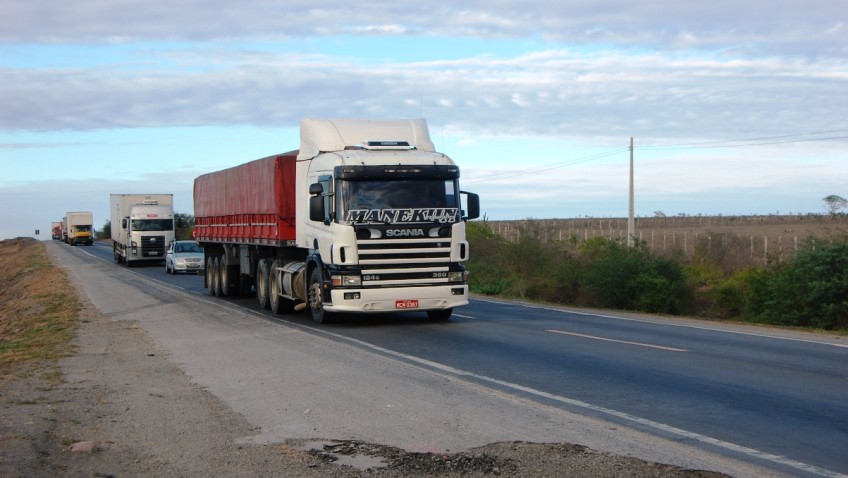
[473,297,848,349]
[547,329,688,352]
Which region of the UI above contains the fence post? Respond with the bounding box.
[764,236,768,264]
[750,235,754,259]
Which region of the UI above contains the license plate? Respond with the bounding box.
[395,299,419,309]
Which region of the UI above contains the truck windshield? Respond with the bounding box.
[340,179,460,225]
[74,225,92,233]
[131,219,174,232]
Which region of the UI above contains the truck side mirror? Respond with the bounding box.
[309,183,325,222]
[461,191,480,220]
[121,218,128,229]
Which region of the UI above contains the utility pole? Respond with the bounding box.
[628,137,635,247]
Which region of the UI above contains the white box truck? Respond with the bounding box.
[110,194,175,266]
[63,211,94,246]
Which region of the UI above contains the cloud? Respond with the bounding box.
[2,1,846,56]
[2,50,846,146]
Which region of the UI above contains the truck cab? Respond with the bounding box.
[297,121,480,322]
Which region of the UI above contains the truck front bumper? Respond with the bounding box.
[325,284,469,314]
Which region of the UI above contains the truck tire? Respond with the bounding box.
[219,253,234,297]
[268,260,281,313]
[308,267,333,324]
[256,259,270,309]
[427,309,453,321]
[206,257,217,296]
[213,257,224,297]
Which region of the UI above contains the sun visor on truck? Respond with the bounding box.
[336,164,460,180]
[297,118,437,161]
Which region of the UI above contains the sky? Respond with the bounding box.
[1,0,846,240]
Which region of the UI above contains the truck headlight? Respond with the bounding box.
[449,271,465,282]
[331,275,361,287]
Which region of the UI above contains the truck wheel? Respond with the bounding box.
[206,257,217,296]
[204,257,213,293]
[269,260,281,313]
[427,309,453,321]
[213,257,224,297]
[219,254,232,297]
[308,268,333,324]
[256,259,270,309]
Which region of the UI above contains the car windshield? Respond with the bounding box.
[339,179,460,225]
[175,242,203,253]
[131,219,174,232]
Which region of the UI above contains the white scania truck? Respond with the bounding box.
[111,194,175,267]
[194,118,480,323]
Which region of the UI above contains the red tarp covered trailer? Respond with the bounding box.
[193,152,298,245]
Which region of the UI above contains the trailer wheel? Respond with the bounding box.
[219,253,236,297]
[206,257,217,296]
[268,260,281,313]
[308,268,333,324]
[256,259,270,309]
[212,257,223,297]
[427,308,453,321]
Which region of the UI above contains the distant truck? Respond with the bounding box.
[51,222,63,240]
[194,118,480,323]
[63,212,94,246]
[110,194,175,266]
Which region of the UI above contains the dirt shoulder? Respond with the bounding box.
[2,239,734,477]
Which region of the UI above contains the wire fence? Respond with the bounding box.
[486,214,848,265]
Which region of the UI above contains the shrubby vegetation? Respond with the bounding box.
[466,219,848,330]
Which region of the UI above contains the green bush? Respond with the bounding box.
[579,238,689,314]
[466,220,513,296]
[746,241,848,329]
[464,218,846,330]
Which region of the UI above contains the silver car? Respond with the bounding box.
[165,240,205,274]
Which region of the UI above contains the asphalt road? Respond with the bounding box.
[69,241,848,477]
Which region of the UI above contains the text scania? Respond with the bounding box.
[386,228,425,237]
[345,208,459,224]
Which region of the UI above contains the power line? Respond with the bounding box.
[462,127,847,186]
[639,129,848,150]
[464,147,629,184]
[640,135,848,151]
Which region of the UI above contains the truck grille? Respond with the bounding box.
[357,238,452,287]
[141,235,166,257]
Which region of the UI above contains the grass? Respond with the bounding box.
[0,238,79,377]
